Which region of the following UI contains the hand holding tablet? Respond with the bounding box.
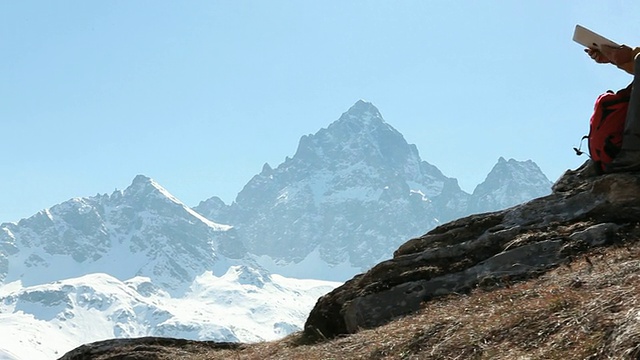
[573,25,636,71]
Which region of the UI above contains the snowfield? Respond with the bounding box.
[0,270,339,360]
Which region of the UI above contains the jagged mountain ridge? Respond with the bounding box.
[468,156,553,214]
[0,175,245,294]
[0,101,551,286]
[0,101,553,286]
[211,101,466,269]
[195,100,553,279]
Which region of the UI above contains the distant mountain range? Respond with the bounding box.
[0,100,553,359]
[1,175,243,293]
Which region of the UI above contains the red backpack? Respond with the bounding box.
[577,84,632,173]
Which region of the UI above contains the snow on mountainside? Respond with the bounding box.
[195,100,551,281]
[0,270,338,360]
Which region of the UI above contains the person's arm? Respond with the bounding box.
[616,47,640,74]
[586,45,640,74]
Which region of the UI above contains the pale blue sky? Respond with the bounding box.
[2,1,640,223]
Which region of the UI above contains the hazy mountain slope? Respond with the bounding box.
[468,157,553,214]
[195,101,551,280]
[196,101,468,277]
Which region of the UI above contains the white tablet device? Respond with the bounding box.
[573,24,619,49]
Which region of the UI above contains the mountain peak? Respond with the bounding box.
[346,100,381,116]
[132,174,152,185]
[288,100,412,171]
[124,175,172,199]
[467,158,552,213]
[338,100,384,125]
[486,157,546,179]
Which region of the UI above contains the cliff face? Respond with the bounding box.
[60,162,640,359]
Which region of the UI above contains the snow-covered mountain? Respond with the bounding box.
[0,270,338,360]
[0,176,339,359]
[195,101,552,281]
[0,175,248,294]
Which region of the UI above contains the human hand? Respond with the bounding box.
[584,48,611,64]
[586,45,634,66]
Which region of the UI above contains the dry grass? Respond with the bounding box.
[200,242,640,360]
[102,241,640,360]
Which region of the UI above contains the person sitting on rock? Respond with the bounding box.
[586,45,640,172]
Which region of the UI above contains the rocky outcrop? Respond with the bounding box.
[303,162,640,340]
[58,337,240,360]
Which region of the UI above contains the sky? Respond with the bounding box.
[2,1,640,223]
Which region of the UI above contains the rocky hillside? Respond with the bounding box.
[59,162,640,359]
